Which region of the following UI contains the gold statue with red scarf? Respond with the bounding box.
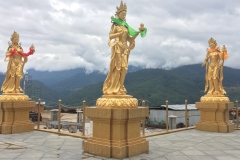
[0,31,35,134]
[0,31,35,101]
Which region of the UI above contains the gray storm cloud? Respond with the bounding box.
[0,0,240,73]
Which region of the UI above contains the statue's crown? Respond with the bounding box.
[208,37,217,45]
[11,31,19,41]
[116,1,127,15]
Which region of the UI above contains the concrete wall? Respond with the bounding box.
[149,110,200,126]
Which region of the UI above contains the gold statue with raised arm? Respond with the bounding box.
[84,1,149,157]
[196,38,234,133]
[201,37,229,102]
[96,1,147,108]
[0,31,35,101]
[102,1,146,95]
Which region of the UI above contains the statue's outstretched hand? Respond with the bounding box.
[30,44,35,53]
[139,23,145,31]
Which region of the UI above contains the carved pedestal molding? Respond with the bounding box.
[96,95,138,108]
[196,95,234,133]
[0,93,29,102]
[0,94,34,134]
[200,94,230,103]
[84,107,149,159]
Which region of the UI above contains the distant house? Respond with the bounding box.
[149,104,200,126]
[30,102,46,113]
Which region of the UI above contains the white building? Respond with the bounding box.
[149,104,200,127]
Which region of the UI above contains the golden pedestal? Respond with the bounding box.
[84,95,149,159]
[196,95,234,133]
[0,94,34,134]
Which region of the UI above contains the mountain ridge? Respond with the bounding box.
[1,64,240,107]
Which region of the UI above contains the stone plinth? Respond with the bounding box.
[50,109,59,121]
[169,115,177,130]
[84,107,149,159]
[196,97,234,133]
[0,101,34,134]
[76,110,83,124]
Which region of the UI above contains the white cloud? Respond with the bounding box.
[0,0,240,73]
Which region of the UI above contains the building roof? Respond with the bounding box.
[150,104,197,110]
[35,101,46,105]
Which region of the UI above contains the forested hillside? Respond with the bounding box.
[1,64,240,107]
[63,69,203,106]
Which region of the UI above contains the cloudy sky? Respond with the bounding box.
[0,0,240,73]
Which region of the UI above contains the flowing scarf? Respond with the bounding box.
[111,16,147,38]
[9,47,34,58]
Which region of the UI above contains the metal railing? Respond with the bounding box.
[34,98,240,139]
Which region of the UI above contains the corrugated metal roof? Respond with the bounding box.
[160,104,197,110]
[35,102,46,105]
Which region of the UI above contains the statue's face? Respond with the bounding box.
[12,37,19,45]
[209,42,216,49]
[118,11,126,21]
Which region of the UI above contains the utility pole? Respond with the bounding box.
[23,72,28,94]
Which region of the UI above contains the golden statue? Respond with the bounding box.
[0,31,35,100]
[202,37,228,97]
[102,1,147,95]
[96,1,147,108]
[196,38,233,133]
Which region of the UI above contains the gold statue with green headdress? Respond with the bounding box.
[96,1,147,108]
[102,0,147,95]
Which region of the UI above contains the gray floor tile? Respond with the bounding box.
[0,145,8,149]
[203,150,230,156]
[164,155,192,160]
[180,150,206,156]
[153,156,167,160]
[192,144,217,151]
[0,149,26,154]
[0,153,21,159]
[144,153,163,159]
[1,130,240,159]
[223,150,240,157]
[167,151,186,156]
[187,155,217,160]
[42,153,59,158]
[213,155,240,160]
[40,158,61,160]
[84,158,103,160]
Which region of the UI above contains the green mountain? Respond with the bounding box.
[24,80,61,104]
[0,75,5,94]
[62,82,103,107]
[26,68,85,85]
[0,75,60,105]
[25,65,142,86]
[170,64,240,87]
[1,64,240,107]
[62,69,202,106]
[62,65,240,106]
[49,66,143,97]
[50,72,106,97]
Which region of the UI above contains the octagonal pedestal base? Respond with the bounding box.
[0,101,34,134]
[195,101,234,133]
[83,107,149,159]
